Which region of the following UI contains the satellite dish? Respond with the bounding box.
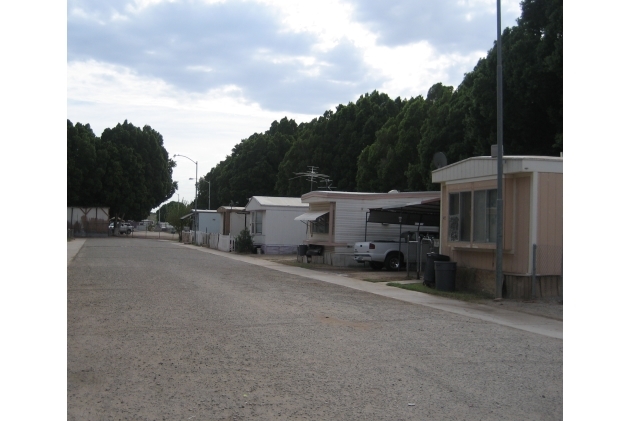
[432,152,448,169]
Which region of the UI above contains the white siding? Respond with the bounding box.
[245,197,309,247]
[229,212,247,236]
[198,212,221,234]
[262,209,308,246]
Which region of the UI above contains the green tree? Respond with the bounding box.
[67,120,102,206]
[276,91,403,195]
[165,200,192,241]
[356,96,430,192]
[200,117,297,208]
[67,120,177,221]
[458,0,563,158]
[234,229,254,253]
[99,120,177,220]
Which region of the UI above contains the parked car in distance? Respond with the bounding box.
[157,222,176,233]
[109,221,134,235]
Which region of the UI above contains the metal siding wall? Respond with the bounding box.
[511,176,532,274]
[536,173,563,275]
[265,209,309,246]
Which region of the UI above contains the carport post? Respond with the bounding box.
[406,232,410,278]
[398,215,402,272]
[417,224,421,280]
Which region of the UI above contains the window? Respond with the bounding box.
[448,192,471,241]
[473,189,497,243]
[311,213,329,234]
[253,211,263,234]
[449,189,497,243]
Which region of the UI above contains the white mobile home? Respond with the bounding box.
[244,196,308,254]
[297,191,441,266]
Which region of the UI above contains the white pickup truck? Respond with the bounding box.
[353,228,439,271]
[109,222,134,235]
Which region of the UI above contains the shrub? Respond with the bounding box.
[234,229,254,253]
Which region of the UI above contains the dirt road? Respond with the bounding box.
[68,237,562,420]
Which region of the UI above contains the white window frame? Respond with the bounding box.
[253,211,263,234]
[449,188,497,244]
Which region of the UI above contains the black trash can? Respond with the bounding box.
[435,261,457,291]
[298,245,308,256]
[424,253,450,285]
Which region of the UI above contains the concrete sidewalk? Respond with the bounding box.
[182,244,563,340]
[67,239,86,266]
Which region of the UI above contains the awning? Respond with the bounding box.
[294,210,329,221]
[180,213,193,220]
[368,197,440,226]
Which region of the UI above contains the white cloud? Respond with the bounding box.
[67,59,318,204]
[255,0,493,99]
[364,41,485,99]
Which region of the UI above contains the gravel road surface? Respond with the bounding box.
[68,238,562,420]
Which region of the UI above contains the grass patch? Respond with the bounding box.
[275,260,329,270]
[362,277,409,283]
[387,282,495,302]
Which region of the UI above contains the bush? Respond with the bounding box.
[234,229,254,253]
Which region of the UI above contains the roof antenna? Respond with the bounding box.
[289,166,333,192]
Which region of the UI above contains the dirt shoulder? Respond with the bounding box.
[252,253,563,321]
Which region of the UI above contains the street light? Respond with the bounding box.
[174,153,198,223]
[203,179,211,209]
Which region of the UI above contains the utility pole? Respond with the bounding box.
[495,0,504,299]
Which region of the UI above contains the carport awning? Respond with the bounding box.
[368,197,440,226]
[294,210,329,221]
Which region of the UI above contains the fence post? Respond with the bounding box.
[531,244,537,300]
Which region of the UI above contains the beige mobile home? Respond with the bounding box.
[432,155,562,299]
[297,191,441,266]
[244,196,308,254]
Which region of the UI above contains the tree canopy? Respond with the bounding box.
[67,119,177,220]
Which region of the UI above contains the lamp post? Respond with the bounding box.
[174,154,198,232]
[203,180,211,209]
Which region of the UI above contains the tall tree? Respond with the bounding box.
[200,117,297,208]
[276,91,403,196]
[356,96,431,192]
[99,121,177,220]
[67,120,177,221]
[67,120,102,206]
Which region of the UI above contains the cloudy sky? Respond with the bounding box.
[67,0,521,208]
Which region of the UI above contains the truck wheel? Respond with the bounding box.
[369,262,384,270]
[385,253,402,271]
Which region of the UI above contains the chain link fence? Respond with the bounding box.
[67,220,110,237]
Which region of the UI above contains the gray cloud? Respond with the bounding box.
[68,1,382,114]
[348,0,519,55]
[68,0,520,115]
